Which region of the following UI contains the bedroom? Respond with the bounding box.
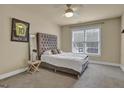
[0,3,124,88]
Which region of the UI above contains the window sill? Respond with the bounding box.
[87,54,101,57]
[72,52,101,57]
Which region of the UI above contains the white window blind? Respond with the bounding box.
[72,25,101,55]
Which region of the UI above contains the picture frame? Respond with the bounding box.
[11,18,30,42]
[122,29,124,33]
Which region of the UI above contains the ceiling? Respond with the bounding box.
[8,4,124,25]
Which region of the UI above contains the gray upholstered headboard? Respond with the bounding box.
[37,33,57,59]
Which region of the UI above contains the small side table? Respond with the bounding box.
[27,60,41,73]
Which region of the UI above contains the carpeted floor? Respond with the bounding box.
[0,63,124,88]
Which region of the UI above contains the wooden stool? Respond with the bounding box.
[27,60,41,73]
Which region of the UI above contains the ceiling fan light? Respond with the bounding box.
[64,5,74,18]
[65,12,73,17]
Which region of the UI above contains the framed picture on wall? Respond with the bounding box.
[122,29,124,33]
[11,18,30,42]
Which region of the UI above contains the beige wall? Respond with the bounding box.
[0,5,61,74]
[121,14,124,65]
[61,18,121,64]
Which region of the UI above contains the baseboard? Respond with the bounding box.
[89,60,120,67]
[0,61,123,80]
[90,60,124,72]
[0,67,28,80]
[120,65,124,72]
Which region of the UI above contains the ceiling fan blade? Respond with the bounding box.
[73,12,81,17]
[72,7,78,11]
[61,4,83,18]
[66,4,72,8]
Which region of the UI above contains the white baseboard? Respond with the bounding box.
[89,60,124,72]
[0,67,28,80]
[0,60,123,80]
[120,65,124,72]
[89,60,120,67]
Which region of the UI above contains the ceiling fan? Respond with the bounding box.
[64,4,81,18]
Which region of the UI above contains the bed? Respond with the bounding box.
[37,33,89,78]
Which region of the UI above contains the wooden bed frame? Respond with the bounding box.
[36,32,88,78]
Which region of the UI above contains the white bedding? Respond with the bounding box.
[41,52,88,73]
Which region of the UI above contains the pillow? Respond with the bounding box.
[43,50,52,55]
[56,49,62,54]
[51,49,58,54]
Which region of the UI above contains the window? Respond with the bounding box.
[72,26,101,55]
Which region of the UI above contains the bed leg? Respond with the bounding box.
[77,75,80,79]
[54,69,56,72]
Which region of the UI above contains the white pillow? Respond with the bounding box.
[60,50,63,53]
[43,50,52,55]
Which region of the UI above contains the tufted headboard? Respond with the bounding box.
[37,33,57,59]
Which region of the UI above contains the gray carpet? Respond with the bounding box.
[0,63,124,88]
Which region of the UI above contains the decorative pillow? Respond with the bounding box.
[43,50,52,55]
[51,49,58,54]
[56,49,61,54]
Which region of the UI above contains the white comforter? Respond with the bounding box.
[41,53,88,73]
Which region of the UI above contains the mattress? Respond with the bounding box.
[41,53,88,73]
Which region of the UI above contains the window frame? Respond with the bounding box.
[72,30,85,54]
[72,26,101,56]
